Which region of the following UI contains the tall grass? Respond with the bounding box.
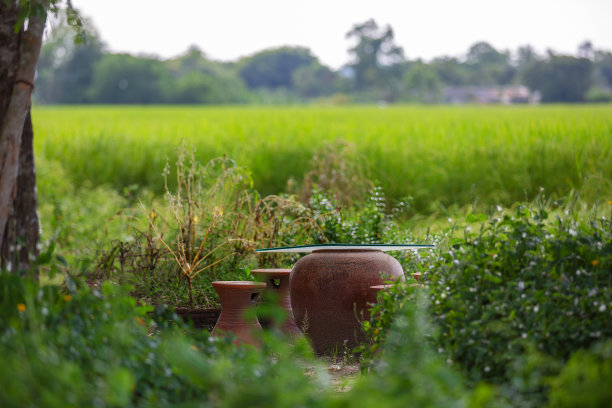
[33,104,612,214]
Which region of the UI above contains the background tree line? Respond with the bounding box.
[35,16,612,105]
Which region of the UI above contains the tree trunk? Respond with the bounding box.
[1,111,40,272]
[0,1,47,273]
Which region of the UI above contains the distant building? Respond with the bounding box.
[443,85,540,104]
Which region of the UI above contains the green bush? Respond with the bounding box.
[358,200,611,406]
[0,269,333,407]
[547,340,612,407]
[428,203,611,381]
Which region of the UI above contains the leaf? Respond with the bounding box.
[466,213,488,223]
[483,274,502,284]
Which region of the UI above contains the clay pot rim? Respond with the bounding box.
[311,249,382,253]
[370,284,395,289]
[212,281,266,290]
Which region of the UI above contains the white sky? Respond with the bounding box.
[69,0,612,69]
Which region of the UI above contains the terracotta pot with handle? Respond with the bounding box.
[211,281,266,346]
[252,268,302,337]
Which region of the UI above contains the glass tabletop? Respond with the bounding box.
[256,243,435,253]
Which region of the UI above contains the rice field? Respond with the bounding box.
[33,104,612,214]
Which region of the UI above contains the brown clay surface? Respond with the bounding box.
[212,281,266,346]
[290,249,404,354]
[252,269,302,337]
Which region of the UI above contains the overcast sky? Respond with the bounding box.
[68,0,612,69]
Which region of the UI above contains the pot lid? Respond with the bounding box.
[256,243,434,253]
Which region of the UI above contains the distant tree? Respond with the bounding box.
[345,19,404,90]
[577,40,594,60]
[238,46,316,89]
[87,54,171,104]
[522,54,592,102]
[403,61,442,103]
[593,50,612,87]
[465,41,515,85]
[167,46,250,104]
[515,45,538,69]
[292,63,338,98]
[36,13,104,103]
[430,56,470,86]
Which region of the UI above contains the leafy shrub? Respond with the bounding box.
[359,200,612,406]
[310,186,413,245]
[345,290,477,408]
[428,203,611,381]
[96,149,326,308]
[356,278,421,367]
[0,270,329,407]
[547,340,612,407]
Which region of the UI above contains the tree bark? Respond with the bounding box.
[0,1,47,273]
[1,111,40,272]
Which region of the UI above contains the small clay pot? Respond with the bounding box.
[290,249,404,354]
[211,281,266,346]
[252,268,301,337]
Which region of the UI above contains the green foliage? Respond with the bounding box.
[167,46,250,104]
[292,63,338,98]
[522,55,593,102]
[310,186,408,245]
[35,10,103,104]
[345,290,474,408]
[547,341,612,408]
[88,54,172,104]
[238,46,317,90]
[0,270,331,407]
[426,201,612,403]
[345,19,405,93]
[465,42,515,85]
[356,279,421,366]
[0,272,199,406]
[358,199,612,406]
[94,149,325,308]
[403,62,443,103]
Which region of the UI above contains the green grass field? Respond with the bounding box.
[34,104,612,215]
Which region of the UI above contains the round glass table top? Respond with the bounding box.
[256,243,434,253]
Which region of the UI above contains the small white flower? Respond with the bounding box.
[484,366,491,372]
[569,228,577,237]
[533,305,539,313]
[496,205,503,212]
[522,333,528,339]
[518,281,525,291]
[599,304,607,312]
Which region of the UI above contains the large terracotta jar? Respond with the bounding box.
[211,281,266,346]
[252,269,302,338]
[290,249,404,354]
